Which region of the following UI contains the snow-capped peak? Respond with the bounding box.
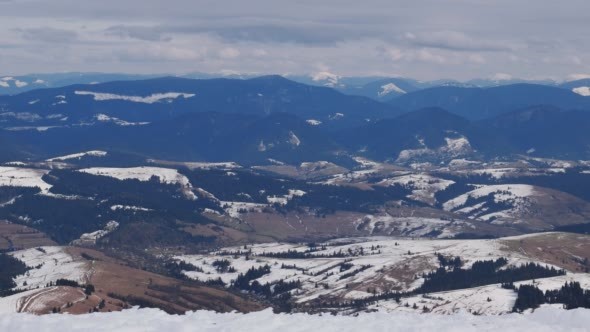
[572,87,590,97]
[378,83,406,97]
[288,131,301,147]
[311,71,341,87]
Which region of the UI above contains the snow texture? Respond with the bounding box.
[0,167,52,192]
[8,247,88,290]
[74,91,195,104]
[94,114,149,126]
[572,87,590,96]
[46,151,107,162]
[176,235,546,306]
[78,167,191,187]
[0,304,589,331]
[378,82,406,96]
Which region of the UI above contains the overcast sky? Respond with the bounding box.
[0,0,589,80]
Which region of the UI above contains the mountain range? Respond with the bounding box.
[1,75,590,164]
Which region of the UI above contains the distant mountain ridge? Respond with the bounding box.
[388,84,590,120]
[2,76,590,163]
[0,75,400,131]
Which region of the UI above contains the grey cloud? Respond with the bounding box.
[0,0,589,80]
[403,31,517,52]
[105,25,172,42]
[105,20,380,45]
[16,27,78,43]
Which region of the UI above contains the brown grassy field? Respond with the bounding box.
[0,220,56,250]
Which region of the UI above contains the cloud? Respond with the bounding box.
[0,0,589,80]
[218,47,240,59]
[105,25,171,42]
[403,31,516,52]
[492,73,513,80]
[16,27,78,43]
[567,73,590,81]
[104,20,377,45]
[116,44,203,62]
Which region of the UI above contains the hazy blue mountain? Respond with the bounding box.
[388,84,590,120]
[335,107,472,161]
[0,75,399,131]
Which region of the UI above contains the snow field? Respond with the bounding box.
[2,306,590,332]
[8,247,88,290]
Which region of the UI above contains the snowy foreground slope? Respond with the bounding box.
[1,306,590,332]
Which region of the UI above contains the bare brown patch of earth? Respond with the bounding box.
[372,255,435,292]
[240,211,367,242]
[180,222,274,245]
[65,247,265,314]
[0,220,56,250]
[501,232,590,272]
[337,255,437,301]
[521,188,590,229]
[253,163,348,180]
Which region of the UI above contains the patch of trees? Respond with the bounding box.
[338,265,372,280]
[212,259,236,273]
[84,284,95,295]
[165,260,203,279]
[46,169,220,219]
[260,247,370,259]
[417,258,565,294]
[232,265,271,290]
[555,223,590,237]
[433,181,479,207]
[438,168,590,205]
[0,253,29,296]
[230,264,301,312]
[181,168,298,204]
[0,193,105,244]
[104,221,216,250]
[307,256,566,312]
[503,169,590,202]
[50,279,95,295]
[280,263,307,272]
[205,277,227,287]
[436,253,463,269]
[0,169,225,244]
[513,281,590,312]
[54,279,80,287]
[286,184,411,215]
[80,252,98,261]
[339,262,354,272]
[0,186,39,204]
[183,171,412,216]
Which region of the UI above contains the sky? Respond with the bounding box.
[0,0,589,81]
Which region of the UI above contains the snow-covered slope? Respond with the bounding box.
[46,151,107,162]
[377,174,454,205]
[442,184,538,223]
[175,235,549,307]
[378,83,406,96]
[572,87,590,97]
[1,306,589,332]
[74,91,195,104]
[0,167,52,192]
[396,136,473,164]
[8,247,88,290]
[77,167,191,186]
